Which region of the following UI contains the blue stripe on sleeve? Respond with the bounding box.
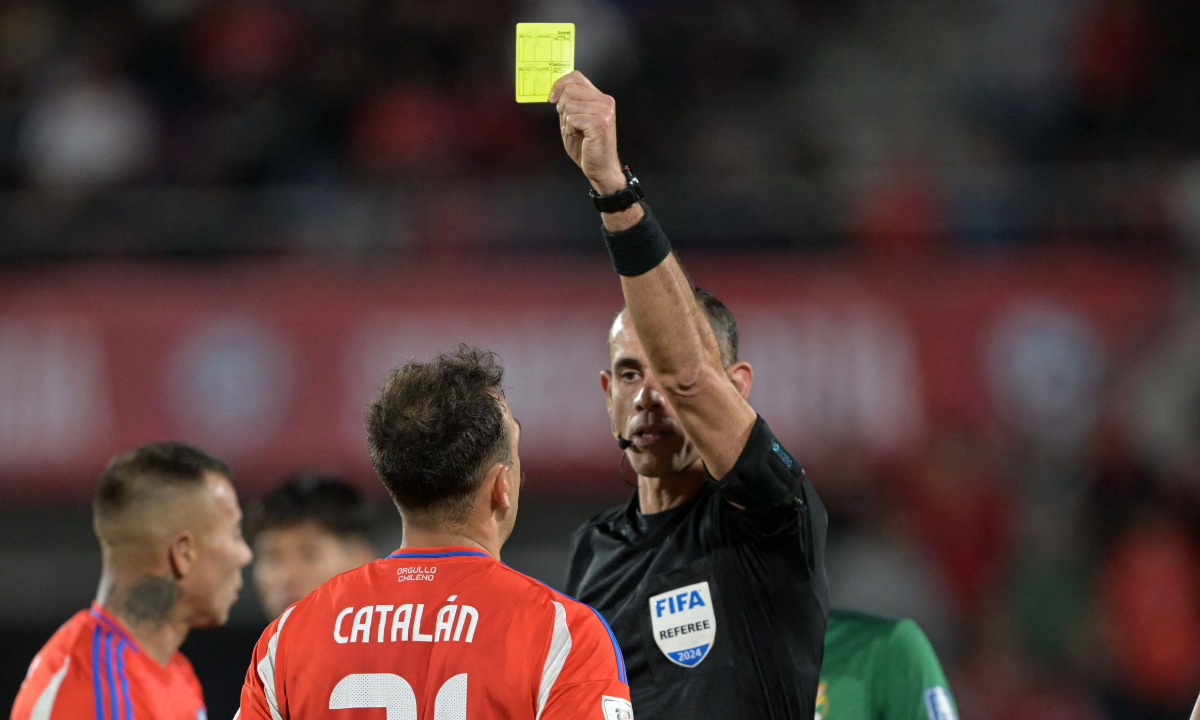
[104,632,118,720]
[91,625,106,720]
[583,603,627,684]
[500,564,630,685]
[88,610,137,650]
[385,551,491,559]
[116,638,133,720]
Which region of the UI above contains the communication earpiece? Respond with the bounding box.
[613,419,633,450]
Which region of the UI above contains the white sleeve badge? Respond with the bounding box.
[602,695,634,720]
[924,687,957,720]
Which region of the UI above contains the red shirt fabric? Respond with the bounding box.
[238,546,632,720]
[10,602,206,720]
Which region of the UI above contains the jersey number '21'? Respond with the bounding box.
[329,673,467,719]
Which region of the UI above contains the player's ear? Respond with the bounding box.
[488,464,512,513]
[168,531,195,579]
[727,361,753,400]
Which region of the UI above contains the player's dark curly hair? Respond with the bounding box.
[366,344,511,525]
[250,472,373,542]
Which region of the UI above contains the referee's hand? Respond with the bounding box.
[550,71,625,195]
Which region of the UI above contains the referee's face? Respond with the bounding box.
[602,312,702,478]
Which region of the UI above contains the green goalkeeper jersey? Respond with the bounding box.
[816,610,958,720]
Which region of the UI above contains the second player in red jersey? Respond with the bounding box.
[238,347,632,720]
[11,442,253,720]
[11,603,205,720]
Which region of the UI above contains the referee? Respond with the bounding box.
[551,70,829,718]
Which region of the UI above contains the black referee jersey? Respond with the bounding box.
[563,416,829,719]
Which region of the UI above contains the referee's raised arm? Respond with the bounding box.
[551,70,759,482]
[553,71,828,720]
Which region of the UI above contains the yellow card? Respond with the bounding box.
[515,23,574,103]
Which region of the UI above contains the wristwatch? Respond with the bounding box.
[590,166,644,213]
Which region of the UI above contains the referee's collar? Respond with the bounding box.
[618,484,707,543]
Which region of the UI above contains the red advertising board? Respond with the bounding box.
[0,251,1174,499]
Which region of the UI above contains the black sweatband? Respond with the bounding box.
[602,203,672,277]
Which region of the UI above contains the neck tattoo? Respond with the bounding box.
[119,573,183,625]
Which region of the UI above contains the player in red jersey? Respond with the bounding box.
[238,346,633,720]
[11,442,253,720]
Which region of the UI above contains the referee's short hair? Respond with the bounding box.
[613,286,739,367]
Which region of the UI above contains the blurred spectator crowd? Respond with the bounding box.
[820,409,1200,720]
[0,0,1198,255]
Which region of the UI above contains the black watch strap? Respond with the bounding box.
[590,166,644,213]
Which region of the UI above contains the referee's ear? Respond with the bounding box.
[599,370,615,412]
[726,362,753,401]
